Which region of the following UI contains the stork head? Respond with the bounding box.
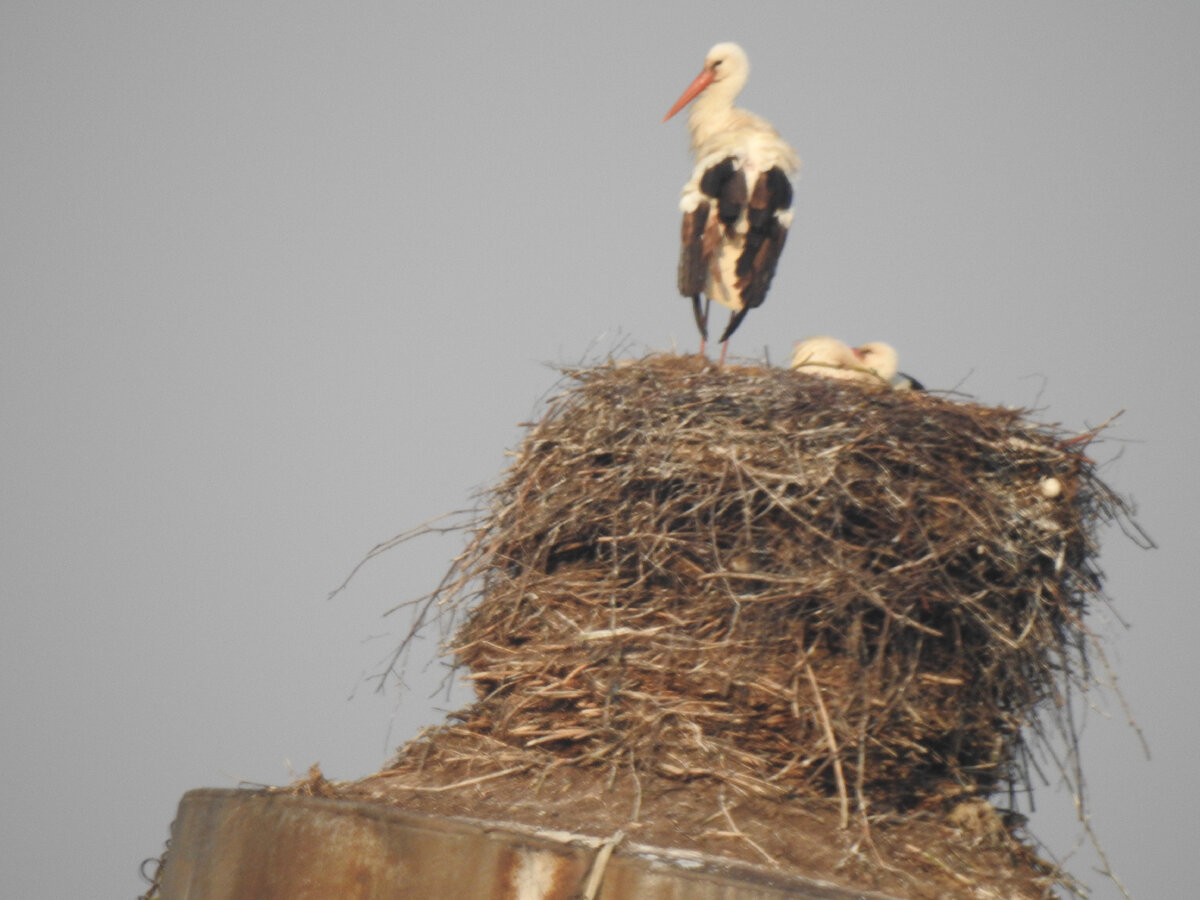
[663,42,750,122]
[855,342,899,381]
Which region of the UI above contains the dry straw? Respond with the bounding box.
[370,354,1139,819]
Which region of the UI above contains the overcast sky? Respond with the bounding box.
[3,4,1197,898]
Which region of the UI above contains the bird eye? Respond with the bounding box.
[712,59,723,68]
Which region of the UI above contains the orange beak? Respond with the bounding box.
[662,68,714,122]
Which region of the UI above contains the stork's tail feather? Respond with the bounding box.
[718,307,750,344]
[691,295,709,340]
[894,372,926,392]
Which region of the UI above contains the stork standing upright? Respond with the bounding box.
[663,42,800,364]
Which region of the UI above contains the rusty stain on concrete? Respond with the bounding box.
[158,789,908,900]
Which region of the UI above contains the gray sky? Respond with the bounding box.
[3,3,1196,898]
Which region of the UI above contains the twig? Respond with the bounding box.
[576,829,625,900]
[717,796,779,866]
[327,508,478,600]
[389,765,530,793]
[804,659,850,829]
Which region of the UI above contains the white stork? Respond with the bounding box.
[790,337,924,390]
[789,336,864,378]
[860,341,925,391]
[792,338,859,376]
[855,342,899,382]
[663,42,800,365]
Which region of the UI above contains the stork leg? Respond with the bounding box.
[715,308,749,366]
[691,295,710,357]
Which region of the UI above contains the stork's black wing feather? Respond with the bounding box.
[737,166,793,309]
[678,203,710,297]
[699,157,747,232]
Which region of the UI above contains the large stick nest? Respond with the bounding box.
[405,354,1127,810]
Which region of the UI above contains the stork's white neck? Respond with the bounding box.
[685,75,745,156]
